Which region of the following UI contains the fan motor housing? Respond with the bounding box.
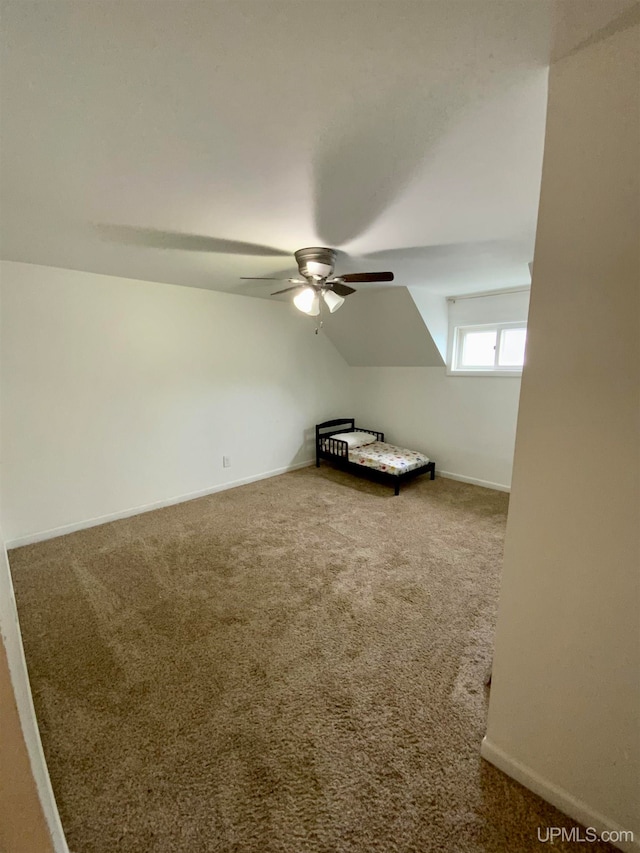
[294,247,337,280]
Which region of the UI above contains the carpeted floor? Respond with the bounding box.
[10,467,614,853]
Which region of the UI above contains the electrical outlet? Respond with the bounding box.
[223,456,231,468]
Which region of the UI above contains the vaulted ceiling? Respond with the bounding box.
[0,0,552,304]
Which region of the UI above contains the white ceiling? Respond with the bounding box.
[0,0,554,300]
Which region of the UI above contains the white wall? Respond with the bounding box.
[0,533,67,852]
[349,367,521,490]
[483,13,639,852]
[0,275,66,852]
[0,261,351,544]
[347,288,530,492]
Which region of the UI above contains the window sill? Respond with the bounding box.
[446,369,523,378]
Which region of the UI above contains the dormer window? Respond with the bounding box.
[452,322,527,374]
[446,288,530,377]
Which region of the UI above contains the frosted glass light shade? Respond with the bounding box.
[293,287,320,315]
[305,260,333,279]
[322,290,345,313]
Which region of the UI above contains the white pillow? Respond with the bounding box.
[329,431,377,449]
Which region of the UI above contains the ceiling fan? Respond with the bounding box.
[240,247,394,315]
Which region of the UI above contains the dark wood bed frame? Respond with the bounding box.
[315,418,435,496]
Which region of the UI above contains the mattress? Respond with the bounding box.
[348,440,430,476]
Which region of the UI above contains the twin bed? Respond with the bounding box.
[315,418,435,495]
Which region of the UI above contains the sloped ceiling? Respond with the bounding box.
[552,0,639,59]
[0,1,557,365]
[323,288,444,367]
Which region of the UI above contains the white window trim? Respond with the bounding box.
[447,321,527,377]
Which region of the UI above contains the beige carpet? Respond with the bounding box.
[10,467,614,853]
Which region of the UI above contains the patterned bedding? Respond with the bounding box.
[347,440,430,476]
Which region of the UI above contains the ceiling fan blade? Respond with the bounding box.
[240,277,303,281]
[313,77,467,246]
[271,285,306,296]
[330,283,356,297]
[339,271,394,283]
[97,225,289,256]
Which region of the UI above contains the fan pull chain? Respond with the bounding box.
[315,293,325,334]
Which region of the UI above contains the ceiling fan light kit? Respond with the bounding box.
[293,287,320,316]
[322,289,345,313]
[241,246,394,325]
[292,287,345,316]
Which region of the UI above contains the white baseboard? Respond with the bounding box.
[7,462,509,548]
[481,737,639,853]
[438,470,511,493]
[6,460,315,549]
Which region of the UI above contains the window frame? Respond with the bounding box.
[448,321,527,377]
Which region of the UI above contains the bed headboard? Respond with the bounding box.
[315,418,355,440]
